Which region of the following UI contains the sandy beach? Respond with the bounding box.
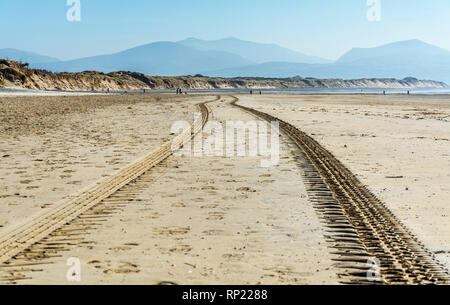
[0,94,205,233]
[0,93,449,284]
[238,94,450,272]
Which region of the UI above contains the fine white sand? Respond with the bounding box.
[238,94,450,272]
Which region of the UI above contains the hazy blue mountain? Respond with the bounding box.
[205,40,450,84]
[0,48,60,64]
[178,37,330,64]
[36,42,253,76]
[337,39,450,63]
[4,39,450,84]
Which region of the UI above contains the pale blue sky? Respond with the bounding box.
[1,0,449,60]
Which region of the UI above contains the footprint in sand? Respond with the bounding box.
[153,227,191,236]
[171,202,187,208]
[222,253,246,262]
[104,262,140,274]
[207,212,225,221]
[259,180,275,184]
[201,204,218,209]
[108,243,139,253]
[167,245,193,254]
[109,246,132,253]
[87,260,105,269]
[124,243,139,247]
[236,187,256,193]
[202,229,225,236]
[259,174,272,178]
[67,181,82,185]
[201,186,218,191]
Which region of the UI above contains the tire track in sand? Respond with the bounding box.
[231,96,449,285]
[0,96,219,284]
[1,96,339,285]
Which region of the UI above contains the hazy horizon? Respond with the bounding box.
[3,37,449,64]
[1,0,450,61]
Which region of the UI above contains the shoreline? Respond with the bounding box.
[1,87,450,97]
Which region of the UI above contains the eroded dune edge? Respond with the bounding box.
[1,59,447,92]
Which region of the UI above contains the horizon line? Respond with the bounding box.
[1,36,446,63]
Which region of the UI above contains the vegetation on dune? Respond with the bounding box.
[0,59,446,92]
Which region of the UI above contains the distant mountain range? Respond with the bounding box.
[208,40,450,84]
[178,37,330,64]
[0,49,60,64]
[1,38,449,84]
[34,42,253,76]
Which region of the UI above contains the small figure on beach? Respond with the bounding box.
[250,90,253,95]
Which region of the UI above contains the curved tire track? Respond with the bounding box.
[231,96,449,285]
[0,96,219,273]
